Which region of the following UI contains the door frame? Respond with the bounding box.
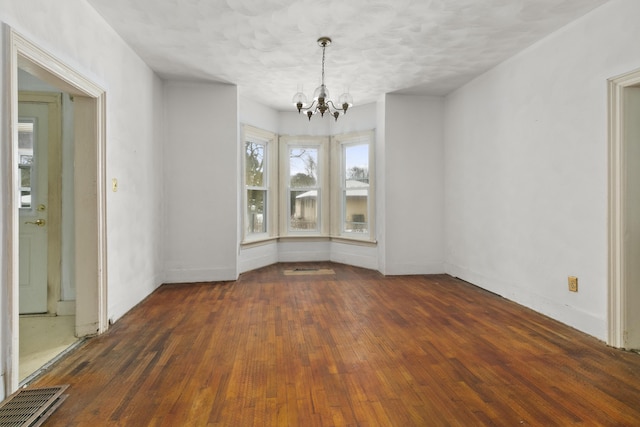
[5,27,108,392]
[608,67,640,348]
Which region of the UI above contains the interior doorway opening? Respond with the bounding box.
[608,68,640,351]
[6,28,108,394]
[17,87,78,383]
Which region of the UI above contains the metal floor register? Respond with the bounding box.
[0,385,68,427]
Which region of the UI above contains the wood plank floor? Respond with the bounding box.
[32,262,640,426]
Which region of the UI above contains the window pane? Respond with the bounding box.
[344,144,369,184]
[245,142,265,187]
[344,190,368,233]
[18,120,35,209]
[290,189,318,231]
[289,148,317,188]
[247,189,266,233]
[20,165,31,187]
[343,143,369,234]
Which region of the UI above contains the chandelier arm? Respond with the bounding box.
[300,99,318,113]
[325,100,342,113]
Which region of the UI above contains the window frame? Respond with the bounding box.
[331,130,376,242]
[279,135,330,237]
[241,125,278,243]
[241,127,375,245]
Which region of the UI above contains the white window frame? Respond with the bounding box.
[241,125,278,243]
[331,130,375,242]
[279,135,330,237]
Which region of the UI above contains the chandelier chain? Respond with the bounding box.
[321,42,326,86]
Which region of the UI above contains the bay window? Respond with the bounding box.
[242,126,374,244]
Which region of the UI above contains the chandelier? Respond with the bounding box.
[292,37,353,121]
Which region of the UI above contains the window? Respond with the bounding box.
[288,147,319,231]
[279,136,329,236]
[332,131,375,241]
[242,126,374,244]
[242,125,277,242]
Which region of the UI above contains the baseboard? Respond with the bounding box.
[383,261,445,275]
[56,300,75,316]
[444,263,607,341]
[164,267,238,284]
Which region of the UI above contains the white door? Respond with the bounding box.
[18,102,49,314]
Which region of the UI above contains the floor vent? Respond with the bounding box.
[0,385,69,427]
[283,268,335,276]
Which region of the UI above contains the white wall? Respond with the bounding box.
[444,0,640,340]
[383,94,445,275]
[163,81,239,282]
[0,0,165,395]
[239,96,279,134]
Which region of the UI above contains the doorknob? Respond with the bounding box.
[25,219,46,226]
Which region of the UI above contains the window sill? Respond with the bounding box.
[330,236,378,247]
[242,235,378,248]
[240,236,279,249]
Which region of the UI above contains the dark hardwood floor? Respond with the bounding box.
[32,262,640,426]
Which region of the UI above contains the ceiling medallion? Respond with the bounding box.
[292,37,353,121]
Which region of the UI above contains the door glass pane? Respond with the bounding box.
[18,120,35,209]
[245,142,265,187]
[246,189,266,234]
[290,189,318,231]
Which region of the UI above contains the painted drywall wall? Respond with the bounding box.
[240,96,279,134]
[0,0,165,393]
[444,0,640,340]
[382,94,445,275]
[163,81,239,282]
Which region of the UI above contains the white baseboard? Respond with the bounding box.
[56,300,76,316]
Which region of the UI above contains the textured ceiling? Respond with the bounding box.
[86,0,608,111]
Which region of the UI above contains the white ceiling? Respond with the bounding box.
[86,0,609,111]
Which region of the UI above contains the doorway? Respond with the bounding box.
[608,68,640,350]
[17,88,78,382]
[5,29,108,394]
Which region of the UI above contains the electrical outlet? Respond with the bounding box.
[568,276,578,292]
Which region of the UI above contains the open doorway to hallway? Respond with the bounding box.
[5,28,108,394]
[17,71,78,383]
[608,68,640,351]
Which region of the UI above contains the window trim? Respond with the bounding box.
[331,130,376,242]
[241,125,278,244]
[241,127,376,246]
[279,135,330,236]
